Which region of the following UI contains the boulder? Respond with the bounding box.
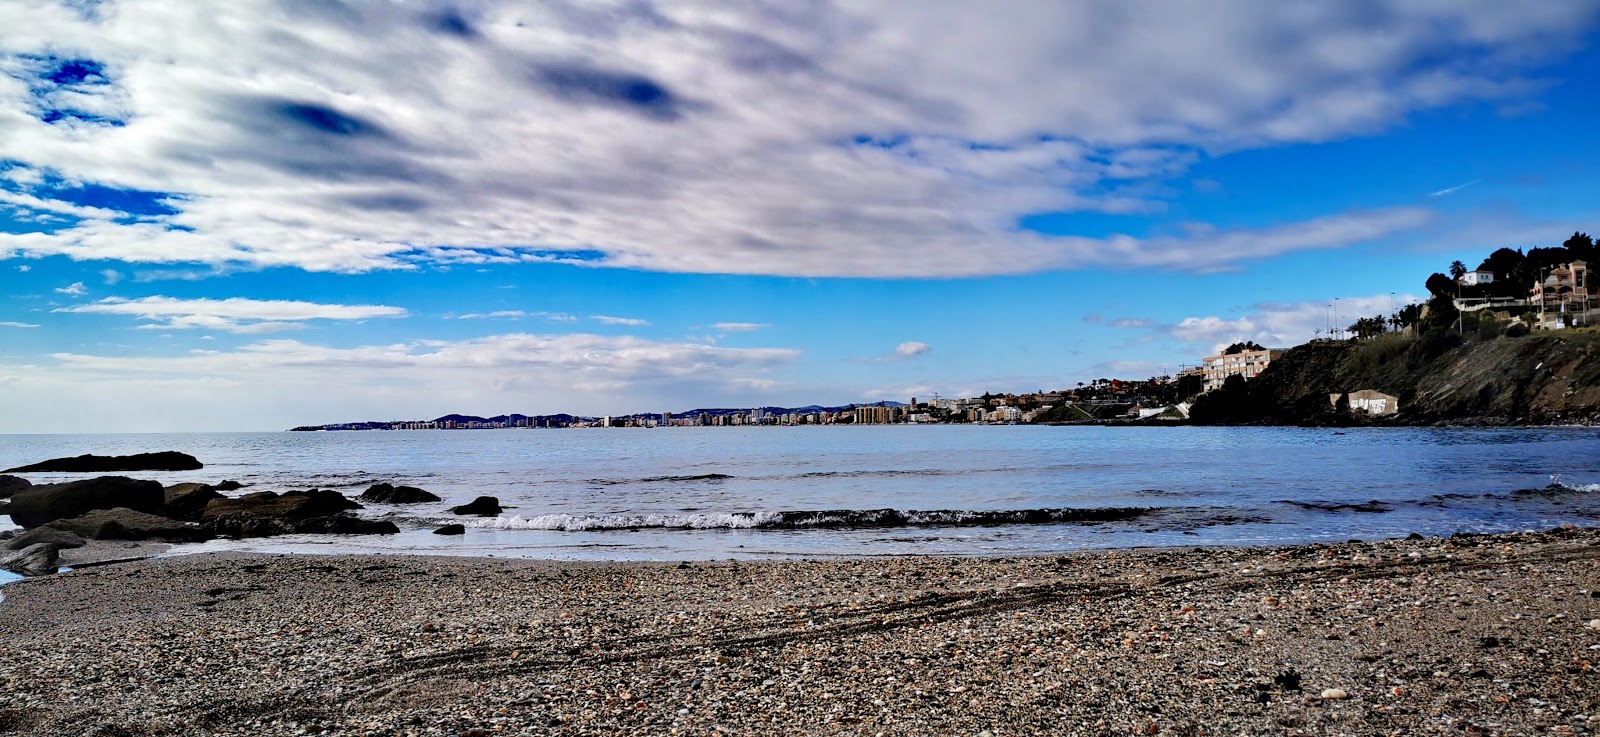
[432,523,466,535]
[200,489,361,522]
[360,482,442,504]
[3,451,203,473]
[213,480,245,491]
[45,508,213,542]
[7,476,165,529]
[450,496,502,516]
[207,513,398,538]
[0,543,58,574]
[5,526,87,551]
[0,499,8,517]
[164,483,224,521]
[0,474,30,498]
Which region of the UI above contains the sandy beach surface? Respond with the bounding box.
[1,530,1598,737]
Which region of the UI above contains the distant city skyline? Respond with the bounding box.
[2,2,1598,432]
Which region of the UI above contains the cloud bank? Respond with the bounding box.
[56,295,408,333]
[1,1,1591,277]
[0,332,803,432]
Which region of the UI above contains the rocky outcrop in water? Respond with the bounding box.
[200,489,394,539]
[432,523,466,535]
[0,475,30,497]
[3,451,203,473]
[163,483,224,522]
[450,496,502,516]
[46,508,213,543]
[200,489,362,521]
[360,483,441,504]
[7,476,165,529]
[206,514,398,538]
[4,527,85,551]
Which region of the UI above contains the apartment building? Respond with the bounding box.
[1201,347,1283,392]
[1531,260,1591,328]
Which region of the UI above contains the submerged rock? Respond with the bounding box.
[0,474,30,497]
[450,496,502,516]
[7,476,165,529]
[164,483,224,521]
[360,482,442,504]
[46,507,213,542]
[213,480,245,492]
[4,527,86,551]
[432,523,466,535]
[3,451,203,473]
[0,543,58,574]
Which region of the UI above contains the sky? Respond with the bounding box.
[1,1,1599,432]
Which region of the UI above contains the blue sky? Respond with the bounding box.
[1,1,1598,432]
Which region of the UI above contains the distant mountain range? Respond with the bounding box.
[289,402,907,431]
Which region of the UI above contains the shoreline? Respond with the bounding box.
[2,529,1597,736]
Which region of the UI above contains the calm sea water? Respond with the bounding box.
[2,426,1599,561]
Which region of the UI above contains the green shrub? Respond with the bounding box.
[1505,322,1530,338]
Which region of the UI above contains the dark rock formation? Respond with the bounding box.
[0,474,30,497]
[200,489,361,522]
[164,483,224,521]
[46,508,213,542]
[213,480,245,491]
[5,527,86,551]
[198,488,389,539]
[3,451,203,473]
[432,523,466,535]
[7,476,165,529]
[450,496,502,516]
[207,514,398,538]
[0,543,58,574]
[360,482,442,504]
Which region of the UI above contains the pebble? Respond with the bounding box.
[0,528,1595,736]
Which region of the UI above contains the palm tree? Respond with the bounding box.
[1449,260,1468,280]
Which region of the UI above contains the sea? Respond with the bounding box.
[3,426,1600,564]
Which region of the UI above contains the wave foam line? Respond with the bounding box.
[457,506,1155,532]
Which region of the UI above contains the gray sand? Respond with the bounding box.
[1,530,1598,736]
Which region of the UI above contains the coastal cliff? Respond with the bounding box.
[1189,329,1600,426]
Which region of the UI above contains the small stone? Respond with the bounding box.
[1320,688,1349,700]
[432,524,465,536]
[1585,619,1600,630]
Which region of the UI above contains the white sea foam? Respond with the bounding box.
[461,512,784,531]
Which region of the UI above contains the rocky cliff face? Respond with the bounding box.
[1189,330,1600,425]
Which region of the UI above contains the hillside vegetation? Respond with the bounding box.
[1189,328,1600,425]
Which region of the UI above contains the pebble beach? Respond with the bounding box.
[2,529,1598,737]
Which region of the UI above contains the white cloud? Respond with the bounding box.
[712,322,771,332]
[457,310,526,319]
[14,265,29,272]
[1116,293,1425,354]
[56,295,408,333]
[0,333,802,432]
[0,2,1589,277]
[53,281,87,296]
[0,321,39,328]
[895,341,932,358]
[590,315,651,326]
[100,268,123,284]
[852,340,932,363]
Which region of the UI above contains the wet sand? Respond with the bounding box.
[1,529,1598,736]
